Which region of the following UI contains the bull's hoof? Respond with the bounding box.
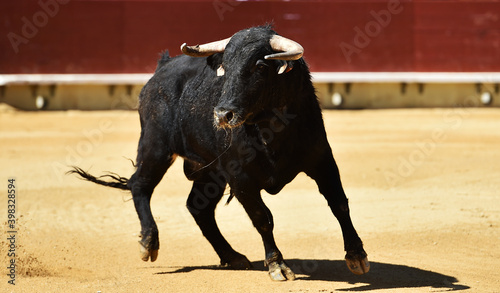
[345,250,370,275]
[139,242,159,262]
[267,261,296,281]
[138,229,159,262]
[221,253,252,270]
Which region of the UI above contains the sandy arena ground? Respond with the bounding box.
[1,104,499,292]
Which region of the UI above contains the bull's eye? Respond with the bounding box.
[255,59,268,70]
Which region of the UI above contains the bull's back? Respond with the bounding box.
[142,55,209,101]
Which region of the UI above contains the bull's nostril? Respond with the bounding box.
[225,111,234,123]
[215,109,235,126]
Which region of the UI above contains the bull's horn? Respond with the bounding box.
[265,35,304,61]
[181,37,231,57]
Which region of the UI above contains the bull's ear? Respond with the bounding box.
[277,63,287,74]
[217,65,225,76]
[207,53,224,75]
[277,61,294,74]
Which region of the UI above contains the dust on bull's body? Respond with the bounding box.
[69,25,369,281]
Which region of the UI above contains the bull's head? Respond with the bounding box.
[181,27,304,128]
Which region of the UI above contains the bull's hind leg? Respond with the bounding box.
[236,192,296,281]
[127,130,176,262]
[186,176,252,269]
[307,150,369,275]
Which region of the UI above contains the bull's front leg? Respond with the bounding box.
[126,140,176,262]
[307,150,370,275]
[129,176,161,262]
[235,189,296,281]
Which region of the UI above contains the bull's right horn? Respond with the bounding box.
[265,35,304,61]
[181,37,231,57]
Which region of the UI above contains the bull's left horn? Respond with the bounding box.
[181,37,231,57]
[265,35,304,61]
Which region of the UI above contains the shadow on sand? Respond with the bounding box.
[155,259,469,291]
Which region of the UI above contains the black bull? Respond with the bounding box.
[69,26,369,281]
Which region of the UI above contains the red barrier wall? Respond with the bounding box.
[1,0,499,74]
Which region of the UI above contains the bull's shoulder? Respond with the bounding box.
[153,55,206,82]
[140,56,206,103]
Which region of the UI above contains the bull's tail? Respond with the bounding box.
[67,166,130,190]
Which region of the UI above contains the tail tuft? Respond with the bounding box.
[67,166,130,190]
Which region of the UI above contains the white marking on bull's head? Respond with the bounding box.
[217,65,225,76]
